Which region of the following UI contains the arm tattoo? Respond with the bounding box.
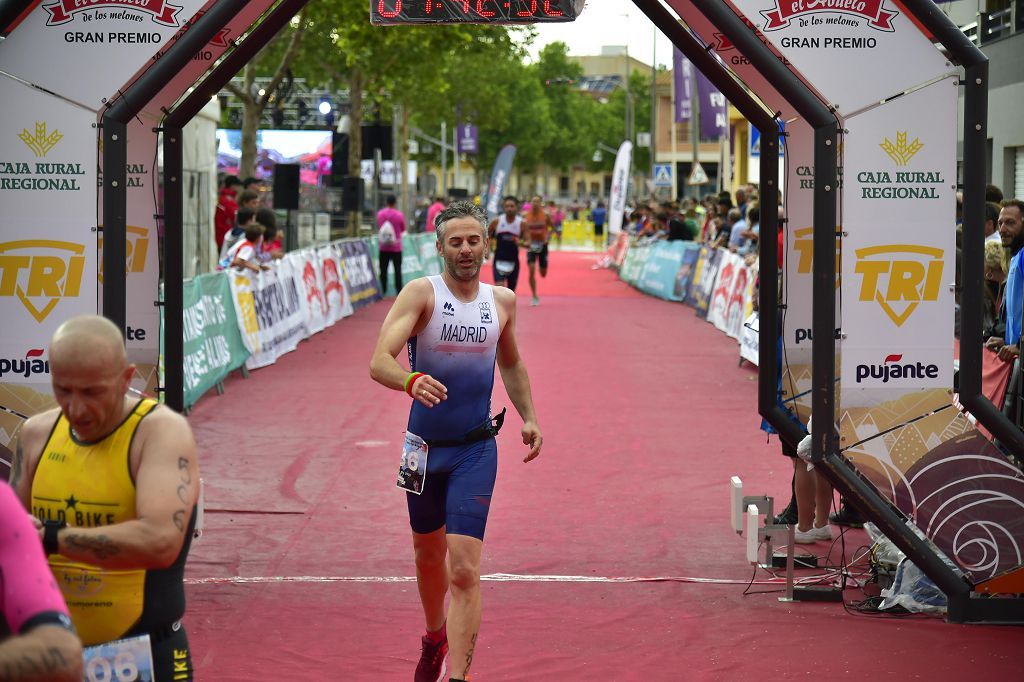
[178,456,192,484]
[465,633,478,673]
[0,646,68,681]
[173,510,186,532]
[63,533,120,561]
[172,456,193,534]
[9,440,24,488]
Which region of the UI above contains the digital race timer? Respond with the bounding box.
[370,0,586,25]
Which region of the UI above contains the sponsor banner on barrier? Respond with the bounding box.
[637,241,692,302]
[289,251,327,336]
[840,78,956,399]
[182,273,249,408]
[341,240,383,309]
[727,0,952,114]
[0,81,98,420]
[673,244,701,302]
[688,247,723,319]
[0,0,206,110]
[319,244,354,326]
[740,312,760,366]
[707,251,753,339]
[417,234,443,277]
[228,261,307,370]
[619,242,651,287]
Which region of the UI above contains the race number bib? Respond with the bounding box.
[529,240,545,253]
[83,634,154,682]
[397,431,429,495]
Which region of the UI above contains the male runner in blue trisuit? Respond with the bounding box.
[370,201,542,682]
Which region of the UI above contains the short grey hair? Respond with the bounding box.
[435,201,487,241]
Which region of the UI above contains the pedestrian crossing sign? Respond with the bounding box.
[653,164,673,187]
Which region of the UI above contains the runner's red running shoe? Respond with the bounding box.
[414,635,448,682]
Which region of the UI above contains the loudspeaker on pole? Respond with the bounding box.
[272,163,300,210]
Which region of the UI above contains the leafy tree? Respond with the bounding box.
[223,9,309,179]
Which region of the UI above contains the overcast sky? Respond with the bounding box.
[523,0,675,69]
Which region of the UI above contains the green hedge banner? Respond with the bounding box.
[183,273,250,409]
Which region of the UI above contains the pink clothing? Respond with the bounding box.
[426,201,445,233]
[1,485,70,633]
[377,206,406,253]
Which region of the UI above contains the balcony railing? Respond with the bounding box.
[961,0,1022,45]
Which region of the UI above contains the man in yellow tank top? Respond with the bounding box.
[10,315,200,681]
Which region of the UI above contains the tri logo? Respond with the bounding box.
[0,240,86,323]
[853,244,943,326]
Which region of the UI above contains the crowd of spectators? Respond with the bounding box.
[215,174,285,272]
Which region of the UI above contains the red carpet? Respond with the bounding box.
[185,251,1020,680]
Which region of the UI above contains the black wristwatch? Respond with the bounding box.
[43,520,65,556]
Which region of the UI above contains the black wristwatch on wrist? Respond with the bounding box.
[43,520,65,555]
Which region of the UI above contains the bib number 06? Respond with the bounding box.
[85,652,139,682]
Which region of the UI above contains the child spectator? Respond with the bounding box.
[220,223,267,272]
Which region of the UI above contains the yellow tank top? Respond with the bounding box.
[31,398,158,645]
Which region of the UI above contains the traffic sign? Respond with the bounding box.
[652,163,673,187]
[687,162,709,185]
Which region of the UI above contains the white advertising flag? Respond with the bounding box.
[840,77,957,401]
[608,141,632,235]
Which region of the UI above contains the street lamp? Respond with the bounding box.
[592,141,621,163]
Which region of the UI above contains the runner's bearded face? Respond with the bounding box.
[503,200,518,219]
[440,217,487,282]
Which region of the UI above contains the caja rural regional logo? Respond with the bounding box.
[19,122,62,158]
[858,130,942,199]
[4,122,84,192]
[760,0,899,31]
[0,240,86,323]
[44,0,182,26]
[854,244,943,326]
[880,131,923,166]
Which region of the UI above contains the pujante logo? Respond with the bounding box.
[0,349,50,380]
[44,0,182,27]
[880,131,923,166]
[19,122,63,158]
[761,0,898,32]
[855,353,939,384]
[0,240,86,323]
[854,244,943,326]
[442,301,456,316]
